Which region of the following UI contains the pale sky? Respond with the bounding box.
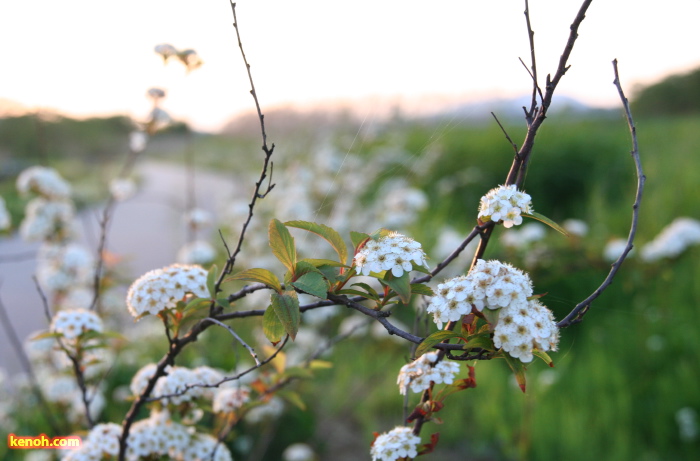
[1,0,699,132]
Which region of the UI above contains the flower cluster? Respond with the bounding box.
[16,166,71,199]
[493,299,559,363]
[641,217,700,262]
[36,242,94,292]
[427,259,533,327]
[130,364,224,404]
[397,351,460,395]
[126,263,209,318]
[478,184,532,228]
[371,426,421,461]
[213,386,251,413]
[19,198,76,242]
[354,232,428,277]
[428,259,559,363]
[50,308,103,340]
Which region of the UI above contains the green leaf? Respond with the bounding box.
[294,260,320,278]
[276,389,306,411]
[410,283,435,297]
[29,330,62,341]
[533,350,554,367]
[461,333,496,351]
[291,271,329,299]
[351,282,380,299]
[182,297,210,314]
[522,212,569,236]
[335,288,380,300]
[316,265,342,284]
[482,308,500,327]
[309,360,333,369]
[263,305,285,344]
[383,271,411,304]
[206,264,218,298]
[226,268,282,293]
[215,298,230,309]
[285,220,348,265]
[269,219,297,274]
[280,366,314,380]
[299,258,348,268]
[271,290,301,340]
[503,353,527,393]
[350,231,370,250]
[369,228,393,241]
[415,330,465,357]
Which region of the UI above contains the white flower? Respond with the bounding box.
[179,433,232,461]
[184,208,213,229]
[177,240,216,265]
[154,43,178,60]
[245,396,284,423]
[283,443,316,461]
[110,178,137,201]
[0,196,10,230]
[397,352,460,395]
[640,217,700,262]
[129,131,148,153]
[371,426,421,461]
[19,198,76,242]
[86,423,121,457]
[50,309,103,340]
[130,363,158,397]
[563,219,588,237]
[16,166,71,199]
[153,366,201,404]
[493,299,559,363]
[213,386,250,413]
[478,184,532,227]
[126,263,209,318]
[354,232,428,277]
[36,242,94,292]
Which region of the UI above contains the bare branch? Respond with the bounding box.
[491,112,519,155]
[557,59,645,327]
[204,317,260,365]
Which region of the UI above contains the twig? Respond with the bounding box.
[522,0,544,119]
[491,112,519,155]
[204,317,261,365]
[557,59,645,327]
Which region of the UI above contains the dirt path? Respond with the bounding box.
[0,161,238,375]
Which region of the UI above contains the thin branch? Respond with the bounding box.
[522,0,544,119]
[491,112,519,155]
[557,59,644,327]
[204,317,260,365]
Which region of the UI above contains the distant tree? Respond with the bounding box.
[631,67,700,116]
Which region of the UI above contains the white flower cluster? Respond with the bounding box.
[126,263,209,318]
[17,166,71,199]
[177,240,217,265]
[428,259,559,363]
[370,426,421,461]
[641,217,700,262]
[493,299,559,363]
[50,308,103,340]
[478,184,532,228]
[427,259,533,327]
[36,242,93,292]
[130,364,224,404]
[61,423,121,460]
[109,177,137,201]
[19,197,76,242]
[213,386,251,413]
[0,195,10,230]
[397,351,460,395]
[354,232,429,277]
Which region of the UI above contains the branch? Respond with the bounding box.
[204,317,260,365]
[557,59,645,327]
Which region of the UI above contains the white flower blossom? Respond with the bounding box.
[126,263,209,318]
[0,196,10,230]
[640,217,700,262]
[371,426,421,461]
[17,166,71,199]
[19,198,76,242]
[397,352,460,395]
[50,308,103,340]
[478,184,532,228]
[354,232,429,277]
[213,386,250,413]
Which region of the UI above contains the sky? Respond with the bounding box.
[1,0,699,132]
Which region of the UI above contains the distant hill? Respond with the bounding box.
[631,66,700,116]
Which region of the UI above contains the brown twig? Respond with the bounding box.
[557,59,644,327]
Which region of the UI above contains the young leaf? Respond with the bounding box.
[503,353,527,393]
[350,231,370,250]
[533,350,554,367]
[226,268,282,293]
[206,264,218,298]
[410,283,435,297]
[285,220,348,265]
[299,258,348,268]
[383,271,411,304]
[276,389,306,411]
[461,333,496,351]
[522,212,569,236]
[263,305,285,344]
[271,290,301,340]
[482,308,500,327]
[269,219,297,274]
[291,271,329,299]
[415,330,465,357]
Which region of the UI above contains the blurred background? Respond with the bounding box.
[1,1,699,460]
